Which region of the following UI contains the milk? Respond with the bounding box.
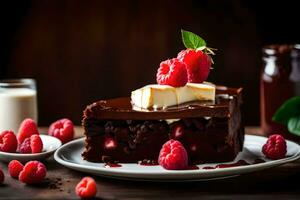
[0,88,37,133]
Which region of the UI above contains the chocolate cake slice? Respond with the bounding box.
[82,86,244,164]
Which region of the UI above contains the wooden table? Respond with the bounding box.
[1,127,300,200]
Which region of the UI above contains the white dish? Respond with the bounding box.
[0,135,62,163]
[54,135,300,181]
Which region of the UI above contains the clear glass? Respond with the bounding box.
[260,44,300,140]
[0,79,38,133]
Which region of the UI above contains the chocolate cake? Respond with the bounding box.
[82,86,244,164]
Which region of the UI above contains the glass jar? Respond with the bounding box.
[260,44,300,140]
[0,79,38,133]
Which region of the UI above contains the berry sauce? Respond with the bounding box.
[186,165,199,170]
[202,160,250,170]
[104,163,122,168]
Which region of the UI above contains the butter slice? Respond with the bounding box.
[131,82,215,109]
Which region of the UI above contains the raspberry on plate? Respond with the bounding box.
[158,139,188,170]
[19,161,47,184]
[19,134,43,154]
[156,58,188,87]
[0,130,18,153]
[177,49,212,83]
[8,160,24,178]
[75,177,97,199]
[0,168,4,184]
[262,134,287,160]
[17,118,39,144]
[48,118,74,144]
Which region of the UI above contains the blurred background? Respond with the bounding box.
[1,0,300,126]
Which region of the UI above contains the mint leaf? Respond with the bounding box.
[288,116,300,136]
[181,29,206,49]
[272,96,300,125]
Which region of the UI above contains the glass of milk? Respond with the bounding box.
[0,79,38,133]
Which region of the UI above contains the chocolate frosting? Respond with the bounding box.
[83,86,243,120]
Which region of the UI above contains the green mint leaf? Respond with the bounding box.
[288,116,300,136]
[181,29,206,49]
[272,96,300,125]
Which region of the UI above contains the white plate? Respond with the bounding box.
[0,135,62,163]
[54,135,300,181]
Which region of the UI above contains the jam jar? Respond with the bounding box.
[260,44,300,139]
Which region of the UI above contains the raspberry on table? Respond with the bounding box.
[0,168,4,184]
[8,160,24,178]
[156,58,188,87]
[19,161,47,184]
[17,118,39,144]
[19,134,43,154]
[158,139,188,170]
[0,130,18,153]
[48,118,74,144]
[177,49,212,83]
[75,177,97,199]
[262,134,287,160]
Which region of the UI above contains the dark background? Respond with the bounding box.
[1,0,300,126]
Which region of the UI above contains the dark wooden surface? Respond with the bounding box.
[1,127,300,200]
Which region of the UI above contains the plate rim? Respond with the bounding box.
[54,135,300,179]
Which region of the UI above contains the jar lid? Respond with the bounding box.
[263,44,293,55]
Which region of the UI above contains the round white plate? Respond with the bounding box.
[54,135,300,181]
[0,135,62,163]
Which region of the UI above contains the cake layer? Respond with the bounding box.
[131,83,215,109]
[82,117,244,164]
[84,86,243,120]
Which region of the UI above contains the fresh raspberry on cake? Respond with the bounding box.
[0,168,4,184]
[19,161,47,184]
[19,134,43,154]
[158,139,188,170]
[17,118,39,144]
[262,134,287,160]
[48,118,74,143]
[156,58,188,87]
[8,160,24,178]
[0,130,18,153]
[75,177,97,199]
[177,49,212,83]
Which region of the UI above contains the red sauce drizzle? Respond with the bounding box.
[104,163,122,168]
[186,165,199,170]
[202,166,215,170]
[202,160,250,170]
[216,160,250,168]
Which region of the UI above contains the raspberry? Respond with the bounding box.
[19,161,47,184]
[156,58,188,87]
[104,137,117,150]
[8,160,24,178]
[19,138,31,153]
[262,134,287,160]
[177,49,211,83]
[170,124,184,139]
[0,168,4,184]
[75,177,97,199]
[48,118,74,144]
[0,131,18,153]
[17,118,39,144]
[158,139,188,170]
[19,134,43,154]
